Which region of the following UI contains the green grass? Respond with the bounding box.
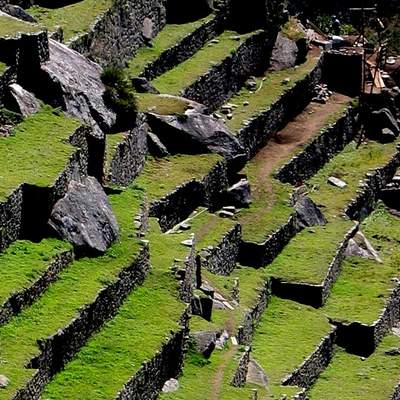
[281,17,307,41]
[0,188,143,399]
[28,0,113,41]
[0,106,80,201]
[252,297,332,387]
[0,239,71,308]
[135,154,221,201]
[0,61,7,75]
[323,205,400,325]
[308,140,399,220]
[221,55,320,133]
[137,93,190,115]
[127,16,213,77]
[308,334,400,400]
[152,30,255,94]
[267,219,353,284]
[0,15,41,38]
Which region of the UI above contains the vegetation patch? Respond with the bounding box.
[152,30,254,94]
[0,106,80,201]
[308,334,400,400]
[0,15,41,39]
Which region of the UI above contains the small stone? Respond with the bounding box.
[0,375,10,389]
[227,113,233,120]
[218,210,235,218]
[385,348,400,356]
[222,206,236,212]
[210,39,220,44]
[243,101,250,106]
[328,176,347,188]
[216,330,229,349]
[181,239,193,247]
[231,336,238,346]
[179,222,191,231]
[230,35,241,41]
[282,78,291,85]
[162,378,179,393]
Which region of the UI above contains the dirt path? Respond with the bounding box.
[210,344,236,400]
[251,93,352,203]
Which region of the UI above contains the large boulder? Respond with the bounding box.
[270,32,299,71]
[147,110,245,160]
[294,196,327,229]
[49,177,119,253]
[226,179,251,208]
[7,83,40,117]
[192,331,217,358]
[28,39,116,138]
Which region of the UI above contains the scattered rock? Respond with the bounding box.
[213,299,226,310]
[131,77,159,94]
[179,222,191,231]
[328,176,347,188]
[192,331,217,358]
[7,83,40,117]
[222,206,236,213]
[385,348,400,356]
[294,196,327,229]
[243,101,249,106]
[218,210,235,218]
[162,378,179,393]
[345,231,382,262]
[281,78,291,85]
[246,358,269,387]
[312,83,332,104]
[181,239,194,247]
[0,375,9,389]
[49,177,119,253]
[215,330,230,349]
[226,178,252,208]
[142,17,154,41]
[147,131,169,157]
[231,336,238,346]
[245,78,257,91]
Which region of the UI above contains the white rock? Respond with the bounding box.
[328,176,347,188]
[0,375,10,389]
[162,378,179,393]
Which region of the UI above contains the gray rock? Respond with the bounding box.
[218,210,235,218]
[213,299,226,310]
[147,111,245,160]
[147,131,169,157]
[328,176,347,188]
[227,179,251,208]
[181,239,194,247]
[246,358,268,387]
[162,378,179,393]
[294,197,327,229]
[192,331,217,358]
[270,32,298,71]
[381,127,397,143]
[131,77,159,94]
[2,5,36,22]
[142,17,154,41]
[7,83,40,117]
[345,238,371,259]
[215,330,229,349]
[345,231,382,262]
[371,108,399,136]
[0,375,10,389]
[385,348,400,356]
[179,222,191,231]
[49,177,119,253]
[38,39,116,138]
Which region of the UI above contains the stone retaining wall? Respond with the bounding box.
[13,244,150,400]
[202,159,229,211]
[282,328,337,388]
[139,12,226,81]
[271,223,358,308]
[0,65,16,106]
[69,0,166,67]
[237,56,324,159]
[276,106,358,185]
[0,249,73,326]
[182,30,276,113]
[106,114,148,186]
[200,223,241,276]
[346,146,400,220]
[239,214,298,268]
[334,283,400,357]
[231,346,251,387]
[237,279,272,345]
[116,309,190,400]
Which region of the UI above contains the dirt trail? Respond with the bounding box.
[211,345,236,400]
[251,93,352,202]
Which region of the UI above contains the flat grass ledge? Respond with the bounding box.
[0,14,41,39]
[0,188,143,398]
[152,30,255,94]
[252,297,332,387]
[323,206,400,325]
[308,334,400,400]
[0,107,80,201]
[127,15,214,77]
[27,0,113,41]
[267,219,353,285]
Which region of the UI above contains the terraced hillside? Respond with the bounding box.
[0,1,400,399]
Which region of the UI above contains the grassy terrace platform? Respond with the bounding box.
[135,153,221,201]
[28,0,113,41]
[324,206,400,325]
[0,188,143,398]
[152,30,254,94]
[252,297,331,395]
[0,61,7,74]
[237,95,352,243]
[308,334,400,399]
[0,107,80,201]
[0,14,41,38]
[127,16,213,78]
[0,238,71,309]
[221,54,320,133]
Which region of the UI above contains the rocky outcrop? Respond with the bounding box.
[49,177,119,253]
[270,32,299,71]
[294,196,327,229]
[7,83,40,116]
[28,39,116,138]
[147,111,245,160]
